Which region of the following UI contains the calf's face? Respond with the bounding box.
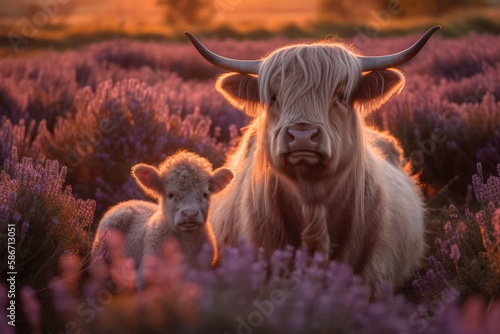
[132,162,233,232]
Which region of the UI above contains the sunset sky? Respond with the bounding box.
[1,0,499,39]
[1,0,320,32]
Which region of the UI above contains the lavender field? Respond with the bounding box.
[1,31,500,333]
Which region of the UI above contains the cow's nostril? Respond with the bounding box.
[310,129,319,143]
[286,129,295,144]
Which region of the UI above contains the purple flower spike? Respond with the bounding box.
[449,244,461,261]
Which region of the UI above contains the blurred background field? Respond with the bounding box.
[2,0,500,57]
[1,1,500,333]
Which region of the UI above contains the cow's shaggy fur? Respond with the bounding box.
[92,151,233,285]
[209,41,425,291]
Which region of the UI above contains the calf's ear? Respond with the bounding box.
[352,68,405,114]
[132,164,163,199]
[209,168,234,194]
[216,73,260,117]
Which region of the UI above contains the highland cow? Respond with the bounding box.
[92,151,233,285]
[186,27,440,290]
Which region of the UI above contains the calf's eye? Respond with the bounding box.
[168,193,174,199]
[270,94,277,103]
[203,192,209,198]
[338,92,345,103]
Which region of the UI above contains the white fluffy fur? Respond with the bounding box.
[210,40,424,292]
[92,151,233,286]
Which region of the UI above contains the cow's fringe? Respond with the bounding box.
[258,41,362,112]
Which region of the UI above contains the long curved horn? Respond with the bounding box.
[358,26,440,71]
[184,32,261,74]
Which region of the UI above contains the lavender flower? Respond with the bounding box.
[418,162,500,308]
[0,33,499,221]
[493,208,500,240]
[20,286,41,333]
[0,147,94,333]
[0,285,15,334]
[21,220,29,240]
[7,191,16,202]
[449,244,461,261]
[13,212,21,222]
[0,33,500,333]
[51,216,59,229]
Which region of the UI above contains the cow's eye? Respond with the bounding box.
[338,92,345,103]
[168,193,174,199]
[270,94,277,103]
[203,192,209,198]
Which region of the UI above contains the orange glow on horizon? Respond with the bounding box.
[0,0,499,44]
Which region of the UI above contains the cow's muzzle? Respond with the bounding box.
[285,125,323,165]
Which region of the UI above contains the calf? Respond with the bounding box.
[92,151,233,285]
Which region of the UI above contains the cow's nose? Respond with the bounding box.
[181,209,198,219]
[286,126,320,151]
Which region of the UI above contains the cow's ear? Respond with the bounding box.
[353,69,405,113]
[216,73,260,117]
[132,163,163,199]
[209,168,233,194]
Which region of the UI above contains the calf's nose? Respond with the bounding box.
[181,208,199,219]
